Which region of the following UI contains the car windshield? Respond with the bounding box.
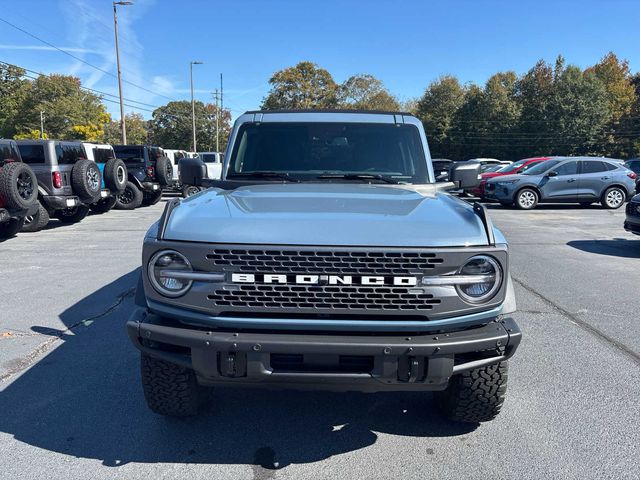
[227,122,429,183]
[522,159,562,175]
[497,159,528,173]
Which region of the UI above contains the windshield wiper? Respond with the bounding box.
[227,171,300,182]
[315,173,401,184]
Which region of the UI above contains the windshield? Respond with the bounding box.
[227,122,429,183]
[522,159,562,175]
[497,159,527,173]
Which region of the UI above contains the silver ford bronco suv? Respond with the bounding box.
[127,110,521,423]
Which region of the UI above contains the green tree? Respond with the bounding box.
[149,100,231,151]
[0,64,30,138]
[14,74,108,140]
[103,113,149,145]
[415,75,466,157]
[338,74,400,111]
[261,62,338,110]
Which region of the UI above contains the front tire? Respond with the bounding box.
[90,196,117,214]
[601,187,625,209]
[140,353,209,417]
[115,181,143,210]
[435,361,509,423]
[182,185,200,198]
[515,188,538,210]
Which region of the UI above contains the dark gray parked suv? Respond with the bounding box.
[16,140,106,231]
[0,139,39,240]
[485,157,637,209]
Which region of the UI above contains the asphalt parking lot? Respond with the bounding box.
[1,197,639,480]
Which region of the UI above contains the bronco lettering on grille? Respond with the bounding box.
[231,273,418,286]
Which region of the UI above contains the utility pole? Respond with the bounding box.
[213,89,220,152]
[113,1,132,145]
[190,61,203,152]
[220,73,223,113]
[40,111,45,139]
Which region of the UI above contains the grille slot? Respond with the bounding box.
[206,249,444,275]
[208,284,440,311]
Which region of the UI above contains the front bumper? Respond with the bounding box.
[40,195,81,210]
[142,181,160,192]
[127,308,521,392]
[484,184,515,202]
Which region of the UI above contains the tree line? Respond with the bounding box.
[260,54,640,160]
[0,62,231,151]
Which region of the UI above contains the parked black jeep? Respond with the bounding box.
[0,139,39,240]
[16,140,105,232]
[112,145,172,209]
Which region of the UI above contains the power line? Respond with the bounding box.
[0,16,176,102]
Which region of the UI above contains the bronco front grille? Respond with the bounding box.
[205,249,444,275]
[208,284,441,311]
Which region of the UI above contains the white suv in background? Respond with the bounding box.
[196,151,224,179]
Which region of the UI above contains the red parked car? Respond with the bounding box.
[467,157,552,198]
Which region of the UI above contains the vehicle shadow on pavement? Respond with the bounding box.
[0,270,476,470]
[567,239,640,258]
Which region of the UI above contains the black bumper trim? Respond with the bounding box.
[126,309,521,391]
[41,195,81,210]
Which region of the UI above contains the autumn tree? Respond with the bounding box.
[103,113,149,145]
[0,64,30,138]
[261,62,338,110]
[338,74,400,111]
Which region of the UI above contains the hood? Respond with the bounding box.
[163,183,491,247]
[481,171,510,180]
[486,173,525,184]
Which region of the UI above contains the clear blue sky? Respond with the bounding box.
[1,0,638,120]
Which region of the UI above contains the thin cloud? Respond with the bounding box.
[0,44,100,54]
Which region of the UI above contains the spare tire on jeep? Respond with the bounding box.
[72,159,102,202]
[103,158,127,193]
[0,162,38,210]
[154,156,172,186]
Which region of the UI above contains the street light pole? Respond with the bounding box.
[190,61,203,152]
[40,111,45,139]
[113,1,132,145]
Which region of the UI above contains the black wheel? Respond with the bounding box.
[54,204,90,224]
[182,185,200,198]
[115,181,143,210]
[435,361,509,423]
[515,188,538,210]
[0,162,38,210]
[90,195,117,214]
[0,217,25,240]
[154,157,173,186]
[142,189,163,206]
[140,353,209,417]
[72,159,102,203]
[601,187,625,209]
[102,158,127,193]
[21,201,50,232]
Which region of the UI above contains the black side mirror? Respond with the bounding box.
[547,170,558,177]
[449,162,481,188]
[178,156,207,186]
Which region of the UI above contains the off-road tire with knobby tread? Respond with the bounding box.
[72,159,102,203]
[182,185,200,198]
[103,158,127,193]
[115,181,143,210]
[435,361,508,423]
[154,156,173,186]
[0,162,38,210]
[0,217,25,240]
[140,353,209,417]
[21,201,49,232]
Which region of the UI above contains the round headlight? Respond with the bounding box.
[456,255,502,304]
[148,250,193,297]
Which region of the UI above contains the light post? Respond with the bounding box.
[190,61,203,152]
[113,1,133,145]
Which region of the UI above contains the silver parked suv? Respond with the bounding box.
[485,157,637,209]
[16,140,106,231]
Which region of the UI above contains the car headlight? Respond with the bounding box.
[148,250,193,297]
[456,255,502,304]
[496,179,520,186]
